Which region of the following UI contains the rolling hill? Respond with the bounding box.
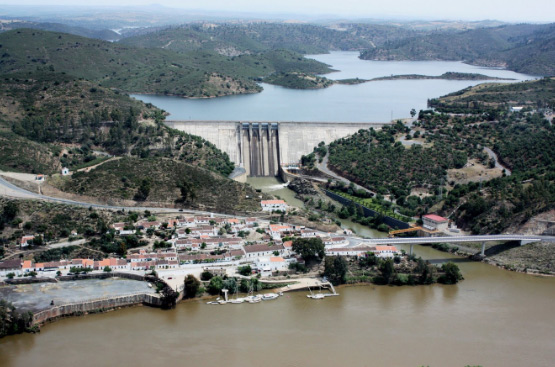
[360,23,555,76]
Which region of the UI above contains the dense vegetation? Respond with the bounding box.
[0,29,333,97]
[119,23,374,55]
[429,77,555,113]
[360,23,555,76]
[0,300,34,338]
[264,72,334,89]
[326,78,555,233]
[0,71,235,175]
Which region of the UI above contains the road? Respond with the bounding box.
[358,234,555,246]
[0,175,239,218]
[483,147,512,176]
[316,154,377,197]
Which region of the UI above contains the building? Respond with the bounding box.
[0,259,22,276]
[244,244,286,258]
[255,256,288,276]
[325,246,376,257]
[422,214,449,231]
[35,174,45,181]
[374,245,399,258]
[20,235,35,248]
[261,200,288,212]
[61,167,70,176]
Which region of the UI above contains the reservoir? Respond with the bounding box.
[1,53,551,366]
[133,52,535,122]
[1,245,554,367]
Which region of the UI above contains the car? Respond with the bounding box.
[179,209,183,212]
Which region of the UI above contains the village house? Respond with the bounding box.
[300,229,317,238]
[20,235,35,248]
[323,237,348,248]
[61,167,70,176]
[255,256,288,276]
[325,246,376,257]
[261,199,288,212]
[373,245,399,258]
[244,244,286,258]
[0,259,22,276]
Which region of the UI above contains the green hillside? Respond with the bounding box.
[52,157,264,213]
[360,23,555,76]
[0,29,260,98]
[325,78,555,233]
[120,23,374,55]
[429,77,555,113]
[0,21,120,41]
[0,72,234,176]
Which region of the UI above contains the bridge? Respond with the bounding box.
[358,234,555,256]
[165,120,385,177]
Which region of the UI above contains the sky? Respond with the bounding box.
[0,0,554,22]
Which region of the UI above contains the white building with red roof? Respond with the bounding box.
[422,214,449,231]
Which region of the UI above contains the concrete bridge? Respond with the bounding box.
[359,234,555,256]
[165,120,385,177]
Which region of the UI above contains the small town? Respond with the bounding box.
[0,199,402,288]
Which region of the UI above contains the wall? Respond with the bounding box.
[32,293,162,325]
[166,121,384,175]
[326,190,410,230]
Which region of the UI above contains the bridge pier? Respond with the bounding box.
[409,244,414,256]
[480,242,486,256]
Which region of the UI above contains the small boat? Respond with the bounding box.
[245,295,262,303]
[147,283,152,288]
[261,293,279,301]
[206,301,220,305]
[230,298,245,304]
[307,293,325,300]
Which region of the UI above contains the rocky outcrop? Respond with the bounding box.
[287,178,317,196]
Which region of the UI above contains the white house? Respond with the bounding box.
[20,235,35,248]
[244,244,286,258]
[373,245,400,258]
[422,214,449,231]
[261,200,288,212]
[61,167,70,176]
[255,256,288,276]
[325,246,376,257]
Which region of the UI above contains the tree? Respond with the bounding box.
[1,202,18,222]
[292,237,325,262]
[438,262,463,284]
[237,265,252,276]
[378,258,395,284]
[200,270,213,281]
[133,179,151,201]
[410,108,417,118]
[183,275,201,299]
[324,256,348,285]
[206,276,224,295]
[103,266,112,273]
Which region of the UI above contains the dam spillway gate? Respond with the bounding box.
[239,122,280,177]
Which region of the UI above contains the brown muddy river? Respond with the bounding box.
[1,245,554,367]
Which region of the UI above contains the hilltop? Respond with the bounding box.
[0,29,334,97]
[50,157,264,213]
[360,23,555,76]
[324,78,555,234]
[0,72,235,176]
[119,23,374,55]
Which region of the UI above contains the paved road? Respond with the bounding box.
[358,234,555,246]
[483,147,512,176]
[0,175,238,218]
[316,154,377,197]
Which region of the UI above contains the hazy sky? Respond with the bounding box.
[1,0,554,22]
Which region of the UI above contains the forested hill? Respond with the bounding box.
[360,23,555,76]
[429,77,555,113]
[119,23,374,55]
[0,21,120,41]
[326,78,555,234]
[0,29,331,98]
[0,72,234,176]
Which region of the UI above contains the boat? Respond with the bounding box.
[307,293,325,300]
[261,293,279,301]
[245,295,262,303]
[230,298,245,304]
[206,301,221,305]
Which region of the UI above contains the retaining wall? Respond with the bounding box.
[57,272,145,282]
[32,293,162,325]
[325,190,410,230]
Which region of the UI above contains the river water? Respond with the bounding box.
[132,52,534,122]
[1,245,554,367]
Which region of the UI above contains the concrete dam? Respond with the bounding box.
[165,120,385,177]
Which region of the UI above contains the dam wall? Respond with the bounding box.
[166,120,384,176]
